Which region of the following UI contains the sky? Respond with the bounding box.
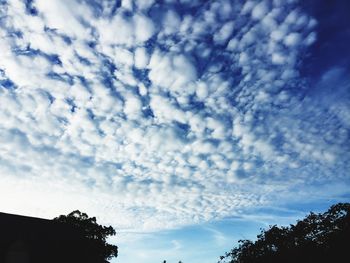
[0,0,349,262]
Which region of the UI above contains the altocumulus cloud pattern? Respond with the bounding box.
[0,0,349,231]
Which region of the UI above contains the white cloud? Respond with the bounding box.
[213,21,235,44]
[98,14,134,46]
[124,94,143,119]
[113,47,134,68]
[251,2,269,20]
[271,52,286,64]
[121,0,134,11]
[162,10,182,36]
[0,0,348,236]
[195,81,209,100]
[136,0,155,11]
[134,13,156,43]
[134,47,150,69]
[284,32,301,47]
[150,95,187,124]
[35,0,91,38]
[148,51,197,94]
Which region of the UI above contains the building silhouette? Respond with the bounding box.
[0,212,101,263]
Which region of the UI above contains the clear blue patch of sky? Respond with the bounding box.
[300,0,350,78]
[114,218,265,263]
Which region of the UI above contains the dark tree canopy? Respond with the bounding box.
[219,203,350,263]
[53,210,118,263]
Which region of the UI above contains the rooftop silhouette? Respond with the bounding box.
[0,211,107,263]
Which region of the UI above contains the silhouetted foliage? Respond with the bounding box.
[54,210,118,263]
[219,203,350,263]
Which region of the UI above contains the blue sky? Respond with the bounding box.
[0,0,349,262]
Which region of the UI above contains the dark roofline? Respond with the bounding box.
[0,211,52,222]
[0,211,102,263]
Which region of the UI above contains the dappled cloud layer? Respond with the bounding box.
[0,0,349,230]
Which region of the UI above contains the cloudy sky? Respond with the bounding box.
[0,0,349,262]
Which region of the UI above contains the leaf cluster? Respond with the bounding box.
[54,210,118,262]
[219,203,350,263]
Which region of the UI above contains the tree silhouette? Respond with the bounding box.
[219,203,350,263]
[53,210,118,263]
